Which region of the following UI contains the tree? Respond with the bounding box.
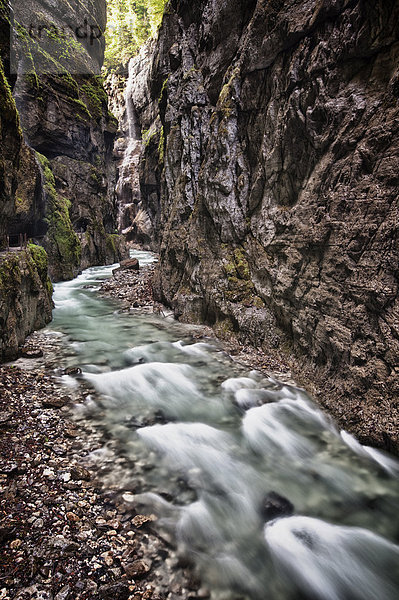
[104,0,167,72]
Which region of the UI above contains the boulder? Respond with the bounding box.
[260,492,294,521]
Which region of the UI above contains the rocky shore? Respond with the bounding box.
[0,261,210,600]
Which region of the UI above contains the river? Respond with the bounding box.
[49,251,399,600]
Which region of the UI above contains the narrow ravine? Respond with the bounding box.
[49,252,399,600]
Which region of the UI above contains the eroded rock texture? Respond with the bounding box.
[138,0,399,449]
[0,247,53,361]
[0,2,52,357]
[8,0,124,280]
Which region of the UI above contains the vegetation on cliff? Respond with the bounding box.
[36,153,81,281]
[104,0,167,71]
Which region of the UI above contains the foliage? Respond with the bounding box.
[104,0,167,72]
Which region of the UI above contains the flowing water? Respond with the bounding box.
[49,251,399,600]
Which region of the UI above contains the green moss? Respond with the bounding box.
[233,248,251,280]
[28,243,48,280]
[0,254,22,299]
[90,168,103,186]
[106,233,121,257]
[24,72,40,92]
[46,278,54,297]
[0,57,22,135]
[142,128,157,146]
[223,247,251,280]
[15,195,30,213]
[159,76,169,104]
[70,98,92,120]
[218,67,240,112]
[80,78,108,119]
[36,152,81,276]
[214,318,235,339]
[158,125,165,163]
[50,73,79,97]
[221,246,262,306]
[27,243,53,299]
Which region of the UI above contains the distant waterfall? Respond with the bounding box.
[115,56,150,241]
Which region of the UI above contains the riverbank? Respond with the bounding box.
[0,338,206,599]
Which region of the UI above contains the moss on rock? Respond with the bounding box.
[36,152,81,281]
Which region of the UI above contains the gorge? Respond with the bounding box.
[1,0,399,598]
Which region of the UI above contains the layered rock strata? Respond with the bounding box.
[136,0,399,450]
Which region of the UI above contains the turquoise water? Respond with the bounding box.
[49,252,399,600]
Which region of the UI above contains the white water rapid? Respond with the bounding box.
[48,252,399,600]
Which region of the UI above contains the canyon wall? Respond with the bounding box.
[4,0,124,281]
[136,0,399,450]
[0,246,53,361]
[0,3,52,359]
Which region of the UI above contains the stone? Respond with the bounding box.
[70,466,91,481]
[98,582,130,600]
[260,492,294,521]
[131,514,157,528]
[42,397,68,409]
[64,367,82,376]
[66,512,80,522]
[21,347,44,359]
[122,559,152,579]
[120,258,139,271]
[54,585,71,600]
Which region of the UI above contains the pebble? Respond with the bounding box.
[0,284,203,600]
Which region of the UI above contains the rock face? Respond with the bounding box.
[107,42,156,246]
[0,1,22,250]
[7,0,125,280]
[0,2,52,359]
[137,0,399,449]
[0,246,53,361]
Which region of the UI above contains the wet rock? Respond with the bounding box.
[123,559,152,579]
[70,466,91,481]
[64,368,82,376]
[42,397,68,409]
[136,0,399,452]
[120,258,140,271]
[98,582,130,600]
[21,347,44,359]
[113,259,140,275]
[261,492,294,521]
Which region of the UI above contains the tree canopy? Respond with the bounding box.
[104,0,167,72]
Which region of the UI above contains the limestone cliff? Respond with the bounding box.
[8,0,124,280]
[136,0,399,450]
[0,246,53,361]
[0,3,52,360]
[106,42,156,246]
